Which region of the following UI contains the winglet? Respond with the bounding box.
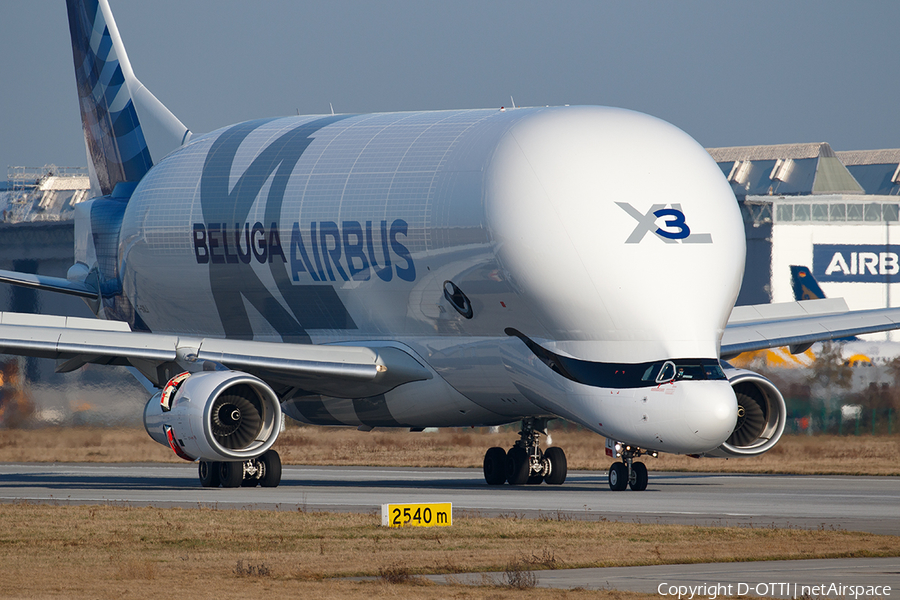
[66,0,191,197]
[790,265,827,301]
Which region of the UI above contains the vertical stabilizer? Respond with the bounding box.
[66,0,191,197]
[790,265,826,301]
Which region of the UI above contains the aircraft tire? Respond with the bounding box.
[483,447,507,485]
[259,450,282,488]
[506,446,530,485]
[629,461,648,491]
[199,461,221,488]
[608,462,628,491]
[219,461,244,488]
[543,447,567,485]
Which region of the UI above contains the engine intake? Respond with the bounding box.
[703,367,786,458]
[144,371,281,461]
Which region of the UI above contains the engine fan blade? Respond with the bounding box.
[727,388,766,447]
[211,385,264,449]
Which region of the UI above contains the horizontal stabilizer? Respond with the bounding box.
[0,269,99,299]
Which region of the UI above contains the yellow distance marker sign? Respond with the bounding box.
[381,502,452,527]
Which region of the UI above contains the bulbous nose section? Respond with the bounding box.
[683,381,738,445]
[485,106,744,363]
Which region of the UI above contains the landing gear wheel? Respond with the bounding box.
[483,447,507,485]
[629,461,648,491]
[199,460,221,488]
[506,446,530,485]
[241,475,258,487]
[543,447,567,485]
[259,449,282,488]
[608,462,628,491]
[526,448,544,484]
[219,461,243,488]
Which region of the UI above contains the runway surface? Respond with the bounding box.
[1,463,898,534]
[3,463,898,595]
[425,557,900,596]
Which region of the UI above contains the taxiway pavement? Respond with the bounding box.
[3,463,898,595]
[425,557,900,596]
[1,463,897,534]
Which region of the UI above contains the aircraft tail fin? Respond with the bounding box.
[790,265,827,301]
[66,0,191,197]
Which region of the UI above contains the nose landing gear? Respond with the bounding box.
[482,418,567,486]
[608,443,656,491]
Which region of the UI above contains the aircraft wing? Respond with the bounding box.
[721,298,900,359]
[0,269,98,299]
[3,296,900,392]
[0,312,431,398]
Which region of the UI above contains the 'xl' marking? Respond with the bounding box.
[616,202,713,244]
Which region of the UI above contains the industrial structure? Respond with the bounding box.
[3,166,90,223]
[0,166,145,426]
[709,144,900,342]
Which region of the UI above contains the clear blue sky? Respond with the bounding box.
[3,0,900,171]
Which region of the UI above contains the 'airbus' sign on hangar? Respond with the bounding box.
[813,244,899,283]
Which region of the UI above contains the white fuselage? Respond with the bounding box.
[81,105,745,454]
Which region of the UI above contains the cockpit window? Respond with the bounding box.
[505,327,727,390]
[656,361,677,383]
[703,362,726,380]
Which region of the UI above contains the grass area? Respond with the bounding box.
[2,428,898,597]
[1,426,899,475]
[1,503,898,599]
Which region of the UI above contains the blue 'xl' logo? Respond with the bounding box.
[616,202,712,244]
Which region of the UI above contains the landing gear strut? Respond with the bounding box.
[482,418,567,486]
[608,443,655,491]
[198,449,282,488]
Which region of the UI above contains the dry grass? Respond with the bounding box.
[0,503,898,599]
[0,426,174,463]
[1,426,899,475]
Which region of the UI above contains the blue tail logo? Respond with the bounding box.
[790,265,826,301]
[66,0,153,195]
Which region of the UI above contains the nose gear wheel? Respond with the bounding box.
[607,444,655,491]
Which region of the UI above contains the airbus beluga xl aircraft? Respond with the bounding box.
[2,0,899,491]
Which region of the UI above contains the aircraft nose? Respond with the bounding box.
[685,381,739,445]
[484,106,745,362]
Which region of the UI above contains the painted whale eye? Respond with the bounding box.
[443,280,473,319]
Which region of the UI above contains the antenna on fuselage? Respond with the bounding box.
[330,103,335,115]
[510,96,516,109]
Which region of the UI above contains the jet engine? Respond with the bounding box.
[143,371,281,462]
[703,367,786,458]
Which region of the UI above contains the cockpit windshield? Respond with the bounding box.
[505,328,727,390]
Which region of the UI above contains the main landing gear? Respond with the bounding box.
[198,449,282,488]
[482,418,567,486]
[608,444,656,491]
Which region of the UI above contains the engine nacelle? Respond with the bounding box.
[702,367,787,458]
[144,371,282,462]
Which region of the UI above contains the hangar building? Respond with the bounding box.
[709,144,900,341]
